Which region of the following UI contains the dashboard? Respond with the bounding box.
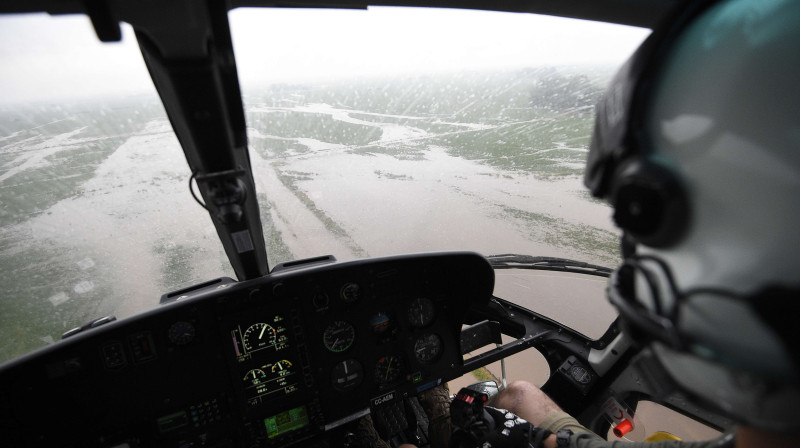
[0,252,494,447]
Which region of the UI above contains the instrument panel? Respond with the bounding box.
[0,252,494,447]
[230,314,298,408]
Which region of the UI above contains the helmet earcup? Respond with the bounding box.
[610,158,689,248]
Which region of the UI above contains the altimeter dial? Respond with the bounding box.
[413,333,443,364]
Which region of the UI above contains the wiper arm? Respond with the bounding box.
[486,254,612,278]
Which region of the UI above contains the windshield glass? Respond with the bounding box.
[229,8,647,267]
[0,15,236,363]
[230,8,647,336]
[0,8,649,365]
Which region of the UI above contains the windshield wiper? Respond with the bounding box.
[486,254,612,278]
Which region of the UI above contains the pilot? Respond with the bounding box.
[402,0,800,446]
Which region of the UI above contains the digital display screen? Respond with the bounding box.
[230,313,301,407]
[231,314,290,363]
[157,411,188,434]
[241,358,299,407]
[264,406,310,439]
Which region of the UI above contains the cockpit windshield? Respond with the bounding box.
[0,8,649,365]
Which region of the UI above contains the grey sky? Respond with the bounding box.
[0,14,150,104]
[0,7,649,104]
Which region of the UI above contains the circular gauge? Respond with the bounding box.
[168,321,195,345]
[570,366,592,384]
[271,360,293,374]
[322,320,356,353]
[340,283,361,303]
[312,291,330,309]
[407,297,436,328]
[331,359,364,392]
[369,312,392,334]
[374,355,403,385]
[243,368,267,385]
[243,323,277,351]
[413,333,443,364]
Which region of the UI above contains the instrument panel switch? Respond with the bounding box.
[101,341,127,370]
[128,332,157,363]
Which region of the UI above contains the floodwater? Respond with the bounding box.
[23,121,230,317]
[249,101,618,264]
[0,85,620,362]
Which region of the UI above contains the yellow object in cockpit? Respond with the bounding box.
[645,431,682,442]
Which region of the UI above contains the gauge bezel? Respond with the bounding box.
[243,322,277,352]
[331,358,364,392]
[407,296,436,328]
[339,282,361,303]
[413,333,443,364]
[168,321,196,345]
[374,354,404,386]
[322,320,356,353]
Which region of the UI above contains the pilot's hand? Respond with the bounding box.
[476,406,552,448]
[450,385,554,448]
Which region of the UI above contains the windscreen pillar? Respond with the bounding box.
[128,0,268,280]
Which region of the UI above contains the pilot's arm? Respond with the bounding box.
[449,382,734,448]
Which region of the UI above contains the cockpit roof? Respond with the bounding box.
[2,0,675,28]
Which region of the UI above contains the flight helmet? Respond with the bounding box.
[586,0,800,432]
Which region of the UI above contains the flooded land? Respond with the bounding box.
[0,68,620,366]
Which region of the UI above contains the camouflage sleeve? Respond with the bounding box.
[537,411,602,439]
[537,411,735,448]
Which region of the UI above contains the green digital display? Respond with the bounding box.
[157,411,188,434]
[264,406,309,439]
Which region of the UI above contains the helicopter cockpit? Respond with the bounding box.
[0,0,732,446]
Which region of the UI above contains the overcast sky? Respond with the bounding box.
[0,7,650,104]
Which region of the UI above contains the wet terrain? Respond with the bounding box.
[0,69,618,366]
